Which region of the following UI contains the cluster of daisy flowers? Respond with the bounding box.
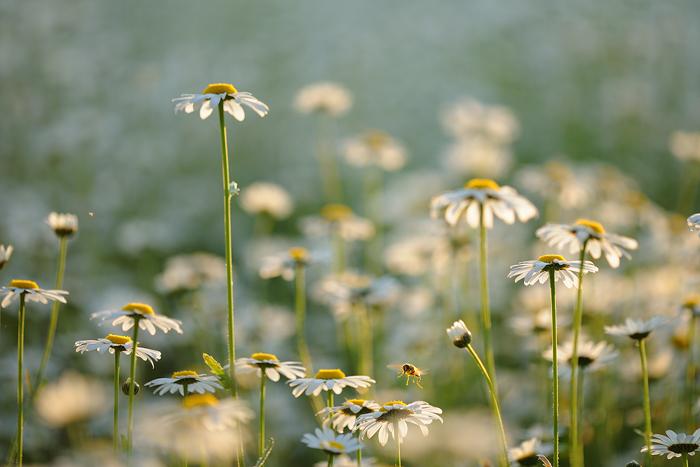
[4,75,700,467]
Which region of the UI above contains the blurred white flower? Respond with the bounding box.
[47,212,78,237]
[35,371,107,427]
[441,98,519,143]
[239,182,294,220]
[294,81,352,117]
[173,83,269,121]
[301,426,362,455]
[670,131,700,162]
[91,302,183,335]
[259,246,311,281]
[508,254,598,289]
[431,178,537,229]
[314,272,401,319]
[155,252,226,293]
[544,338,617,376]
[509,437,551,466]
[605,316,667,341]
[0,244,12,270]
[443,136,512,178]
[342,130,406,171]
[688,213,700,236]
[515,161,592,210]
[301,204,375,241]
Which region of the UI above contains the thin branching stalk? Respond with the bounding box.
[568,240,588,467]
[548,269,560,467]
[36,236,69,391]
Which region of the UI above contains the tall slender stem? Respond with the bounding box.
[217,102,237,397]
[478,204,497,387]
[315,115,342,202]
[396,430,402,467]
[259,375,266,457]
[332,232,345,274]
[36,236,69,391]
[687,313,696,430]
[639,339,652,464]
[17,294,26,467]
[295,264,312,372]
[327,392,334,409]
[126,322,140,452]
[113,351,121,451]
[357,447,362,467]
[327,454,335,467]
[466,345,509,467]
[357,303,373,378]
[684,453,690,467]
[548,270,560,467]
[568,241,588,467]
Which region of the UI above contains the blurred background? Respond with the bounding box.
[1,0,700,465]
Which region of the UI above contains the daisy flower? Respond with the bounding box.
[47,212,78,238]
[74,334,161,367]
[641,429,700,459]
[507,254,598,289]
[155,252,226,293]
[688,213,700,235]
[289,369,375,397]
[35,372,107,427]
[171,394,254,432]
[314,272,401,320]
[430,178,537,228]
[302,427,362,456]
[682,295,700,317]
[0,244,13,270]
[239,182,294,220]
[173,82,269,121]
[294,81,352,117]
[544,338,618,376]
[301,204,376,241]
[670,131,700,162]
[91,302,183,335]
[443,137,512,179]
[354,400,443,446]
[146,371,222,396]
[235,352,306,382]
[342,130,407,172]
[536,219,638,268]
[446,319,473,348]
[0,279,68,308]
[259,247,312,281]
[509,437,550,466]
[318,399,382,432]
[605,317,667,341]
[441,97,519,143]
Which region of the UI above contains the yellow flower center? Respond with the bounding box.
[105,334,131,345]
[538,254,566,263]
[321,204,352,222]
[315,369,346,379]
[202,83,238,95]
[464,178,500,190]
[364,130,390,149]
[325,440,345,451]
[183,393,219,409]
[346,399,366,405]
[122,302,155,315]
[252,352,279,361]
[384,400,406,406]
[9,279,39,289]
[288,247,309,262]
[684,295,700,308]
[575,218,606,234]
[172,370,199,378]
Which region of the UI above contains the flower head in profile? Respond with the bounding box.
[536,219,638,268]
[507,255,598,289]
[301,204,375,241]
[36,372,107,428]
[47,212,79,238]
[670,131,700,162]
[605,317,667,341]
[641,429,700,458]
[239,182,294,220]
[91,302,183,335]
[544,338,617,376]
[288,369,374,397]
[509,437,550,466]
[681,295,700,317]
[74,334,161,367]
[342,130,407,172]
[431,178,537,228]
[0,279,68,308]
[314,272,401,320]
[155,252,226,293]
[235,352,306,382]
[688,213,700,236]
[0,244,13,270]
[172,394,253,431]
[446,320,472,348]
[294,82,352,117]
[441,97,519,143]
[318,398,382,432]
[146,370,222,396]
[354,400,443,446]
[173,82,269,121]
[259,247,312,281]
[302,427,362,458]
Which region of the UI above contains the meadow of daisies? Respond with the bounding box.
[3,2,700,467]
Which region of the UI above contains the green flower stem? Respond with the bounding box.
[357,447,362,467]
[327,392,334,409]
[478,204,497,388]
[639,339,652,464]
[315,115,342,202]
[327,453,335,467]
[36,235,69,391]
[332,231,345,274]
[568,241,588,467]
[687,313,697,430]
[113,350,121,451]
[357,303,373,378]
[396,431,402,467]
[217,102,237,398]
[259,375,266,458]
[126,322,140,452]
[294,263,312,373]
[548,269,560,467]
[364,168,383,275]
[684,453,690,467]
[17,293,26,467]
[466,344,509,467]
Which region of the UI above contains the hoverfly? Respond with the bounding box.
[388,363,428,389]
